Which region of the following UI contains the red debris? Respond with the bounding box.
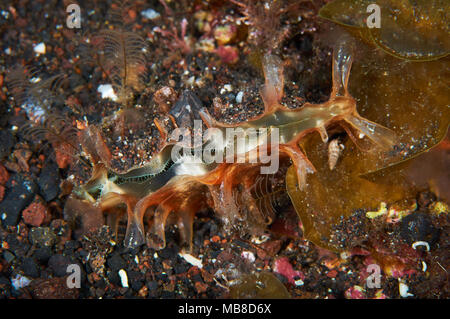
[201,269,214,283]
[349,247,372,256]
[217,250,234,263]
[127,9,137,21]
[22,200,48,227]
[0,164,9,185]
[215,45,239,64]
[153,86,178,113]
[327,269,338,278]
[14,149,32,172]
[55,147,73,169]
[187,266,201,279]
[211,235,221,243]
[269,210,301,238]
[28,277,79,299]
[194,281,208,294]
[273,257,305,284]
[257,240,282,260]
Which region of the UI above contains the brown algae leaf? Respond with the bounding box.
[319,0,449,61]
[286,143,412,251]
[347,49,449,174]
[286,32,449,251]
[229,272,291,299]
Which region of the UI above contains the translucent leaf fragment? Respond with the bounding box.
[229,272,291,299]
[285,142,412,251]
[347,51,450,174]
[319,0,450,61]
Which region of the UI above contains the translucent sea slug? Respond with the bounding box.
[74,39,396,252]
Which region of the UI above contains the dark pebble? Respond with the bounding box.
[400,212,440,245]
[48,254,72,277]
[0,130,14,160]
[77,249,89,260]
[158,246,178,259]
[155,273,168,282]
[130,279,143,292]
[94,278,108,289]
[95,287,105,298]
[106,253,127,272]
[209,249,221,259]
[107,270,120,286]
[0,275,12,298]
[63,240,81,254]
[20,257,40,278]
[191,274,203,283]
[29,227,57,247]
[5,233,29,257]
[3,250,15,263]
[174,261,190,274]
[0,275,10,288]
[38,161,60,202]
[0,174,37,226]
[146,280,158,291]
[181,277,191,286]
[204,264,214,273]
[126,269,144,291]
[33,246,52,264]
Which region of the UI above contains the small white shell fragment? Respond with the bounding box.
[399,280,414,298]
[178,252,203,269]
[221,85,233,94]
[97,84,118,101]
[118,269,129,288]
[294,279,304,286]
[186,76,195,86]
[223,84,233,92]
[412,241,430,252]
[251,234,269,244]
[421,261,427,272]
[33,42,46,55]
[11,274,31,290]
[236,91,244,103]
[241,251,255,263]
[141,8,160,20]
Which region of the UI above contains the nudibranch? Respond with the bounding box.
[75,40,396,251]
